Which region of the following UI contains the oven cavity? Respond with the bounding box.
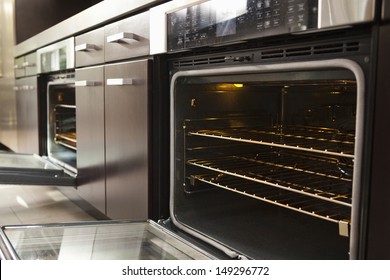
[47,78,77,172]
[173,68,357,259]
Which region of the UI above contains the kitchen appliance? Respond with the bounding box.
[163,0,379,260]
[0,38,77,185]
[2,0,389,260]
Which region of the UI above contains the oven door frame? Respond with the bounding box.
[169,58,365,259]
[0,152,76,186]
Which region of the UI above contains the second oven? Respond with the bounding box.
[45,73,77,174]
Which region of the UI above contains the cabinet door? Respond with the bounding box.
[15,77,39,154]
[76,66,106,214]
[105,60,151,220]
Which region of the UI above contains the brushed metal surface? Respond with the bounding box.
[14,57,25,78]
[15,76,39,154]
[319,0,376,29]
[76,66,106,214]
[104,11,150,62]
[75,27,105,67]
[105,60,150,220]
[24,52,37,77]
[14,0,165,57]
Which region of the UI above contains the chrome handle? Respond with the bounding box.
[14,64,24,69]
[75,43,98,52]
[22,62,36,68]
[75,80,100,87]
[106,32,139,43]
[14,85,36,91]
[106,78,134,86]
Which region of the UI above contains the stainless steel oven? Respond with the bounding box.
[161,0,382,260]
[45,73,76,174]
[0,38,77,186]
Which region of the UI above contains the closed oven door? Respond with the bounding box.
[170,59,365,259]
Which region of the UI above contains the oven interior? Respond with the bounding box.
[172,68,357,259]
[47,82,77,170]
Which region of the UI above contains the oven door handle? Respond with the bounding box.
[106,78,134,86]
[106,32,140,44]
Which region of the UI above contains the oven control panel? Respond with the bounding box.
[167,0,318,52]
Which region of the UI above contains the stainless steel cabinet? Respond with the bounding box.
[14,53,37,78]
[105,59,151,220]
[104,11,150,62]
[14,52,38,154]
[75,66,106,214]
[14,77,39,154]
[75,27,105,67]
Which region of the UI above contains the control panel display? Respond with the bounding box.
[167,0,318,52]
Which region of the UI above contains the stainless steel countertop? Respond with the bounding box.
[14,0,165,57]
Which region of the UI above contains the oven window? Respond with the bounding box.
[47,83,77,170]
[173,68,357,259]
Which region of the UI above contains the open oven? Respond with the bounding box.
[0,38,76,185]
[169,58,364,259]
[163,0,380,260]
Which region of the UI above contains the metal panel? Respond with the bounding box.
[15,76,39,154]
[24,52,37,77]
[318,0,376,29]
[76,66,106,214]
[14,57,25,78]
[75,27,105,67]
[104,11,150,62]
[105,59,151,220]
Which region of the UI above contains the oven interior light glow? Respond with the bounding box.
[216,83,244,91]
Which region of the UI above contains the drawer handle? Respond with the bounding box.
[106,78,134,86]
[75,80,100,87]
[14,64,24,69]
[75,43,98,52]
[106,32,139,44]
[22,62,36,68]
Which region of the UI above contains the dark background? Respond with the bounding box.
[15,0,103,44]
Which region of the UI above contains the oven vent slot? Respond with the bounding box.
[173,56,226,68]
[259,41,360,60]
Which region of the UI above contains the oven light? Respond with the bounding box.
[216,83,244,91]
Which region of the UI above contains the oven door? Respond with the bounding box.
[0,152,75,186]
[0,220,214,260]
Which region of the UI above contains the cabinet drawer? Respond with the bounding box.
[15,53,37,78]
[104,11,150,62]
[14,57,25,78]
[24,53,37,76]
[75,27,105,67]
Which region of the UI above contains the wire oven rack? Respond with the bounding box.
[54,105,77,150]
[185,125,354,226]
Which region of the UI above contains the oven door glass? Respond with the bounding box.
[0,152,75,186]
[0,220,213,260]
